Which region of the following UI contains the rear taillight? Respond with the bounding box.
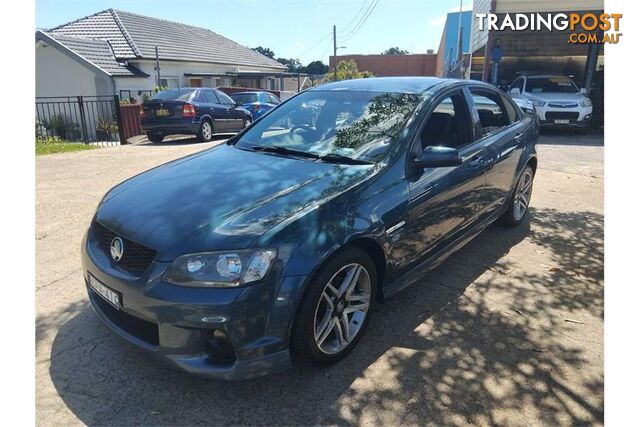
[183,104,196,117]
[139,107,145,118]
[252,105,260,112]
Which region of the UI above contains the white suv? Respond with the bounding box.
[508,75,592,128]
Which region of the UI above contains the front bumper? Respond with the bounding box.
[536,105,592,127]
[81,230,307,380]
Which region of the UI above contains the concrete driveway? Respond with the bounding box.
[36,131,604,426]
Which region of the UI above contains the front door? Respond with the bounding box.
[398,90,492,270]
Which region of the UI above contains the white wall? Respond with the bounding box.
[36,41,113,97]
[115,59,287,101]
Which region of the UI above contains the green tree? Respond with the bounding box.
[382,47,409,55]
[276,57,302,72]
[303,60,329,75]
[253,46,275,58]
[323,60,374,82]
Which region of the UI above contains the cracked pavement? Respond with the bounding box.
[36,131,604,426]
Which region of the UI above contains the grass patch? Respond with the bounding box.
[36,142,99,156]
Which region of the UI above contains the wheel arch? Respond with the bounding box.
[345,237,387,302]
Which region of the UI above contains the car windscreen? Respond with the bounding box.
[152,89,197,101]
[234,90,422,163]
[525,77,579,94]
[231,93,259,104]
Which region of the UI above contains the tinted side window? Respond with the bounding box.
[500,94,519,123]
[470,91,510,137]
[216,91,236,105]
[268,94,281,104]
[420,94,471,150]
[203,90,219,104]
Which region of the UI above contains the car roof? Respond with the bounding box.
[230,91,268,95]
[523,74,574,79]
[310,77,454,94]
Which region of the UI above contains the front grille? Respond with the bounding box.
[90,288,159,346]
[546,111,579,121]
[93,222,157,275]
[548,102,579,108]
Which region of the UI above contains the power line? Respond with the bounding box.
[339,0,380,43]
[339,0,376,40]
[294,31,332,58]
[340,0,372,35]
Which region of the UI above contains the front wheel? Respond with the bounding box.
[500,165,534,226]
[290,246,377,366]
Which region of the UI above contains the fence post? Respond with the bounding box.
[77,96,89,144]
[113,94,127,145]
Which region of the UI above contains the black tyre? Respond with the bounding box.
[197,119,213,142]
[290,246,377,366]
[500,165,534,226]
[147,133,164,143]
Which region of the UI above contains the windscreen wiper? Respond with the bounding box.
[318,153,374,165]
[252,145,320,160]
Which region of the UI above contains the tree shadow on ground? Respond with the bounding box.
[43,207,603,426]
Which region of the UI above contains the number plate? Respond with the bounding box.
[155,108,170,117]
[554,119,570,124]
[89,274,122,310]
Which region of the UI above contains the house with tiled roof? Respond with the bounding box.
[36,9,287,99]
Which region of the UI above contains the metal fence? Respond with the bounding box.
[35,95,125,144]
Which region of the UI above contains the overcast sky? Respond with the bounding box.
[36,0,471,65]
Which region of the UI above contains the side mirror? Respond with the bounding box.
[414,146,462,169]
[580,88,588,95]
[510,87,521,95]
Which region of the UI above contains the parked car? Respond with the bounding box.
[229,91,281,120]
[508,74,592,128]
[83,77,537,379]
[141,88,252,143]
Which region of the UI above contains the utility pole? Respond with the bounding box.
[155,46,161,88]
[333,25,337,80]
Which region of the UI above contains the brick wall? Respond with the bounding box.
[329,54,438,77]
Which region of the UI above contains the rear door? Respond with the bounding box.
[201,89,227,132]
[399,89,492,269]
[466,86,525,216]
[216,90,244,130]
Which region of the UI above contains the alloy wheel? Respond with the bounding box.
[513,168,533,221]
[313,263,372,355]
[202,122,212,139]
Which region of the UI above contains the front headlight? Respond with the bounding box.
[531,99,545,108]
[164,249,277,287]
[580,98,592,107]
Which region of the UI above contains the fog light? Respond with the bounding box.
[212,329,227,340]
[205,329,235,364]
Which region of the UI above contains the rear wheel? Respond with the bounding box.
[147,133,164,143]
[290,246,376,366]
[500,165,534,226]
[242,117,251,129]
[197,120,213,142]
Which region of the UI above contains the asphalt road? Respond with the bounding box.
[36,130,604,426]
